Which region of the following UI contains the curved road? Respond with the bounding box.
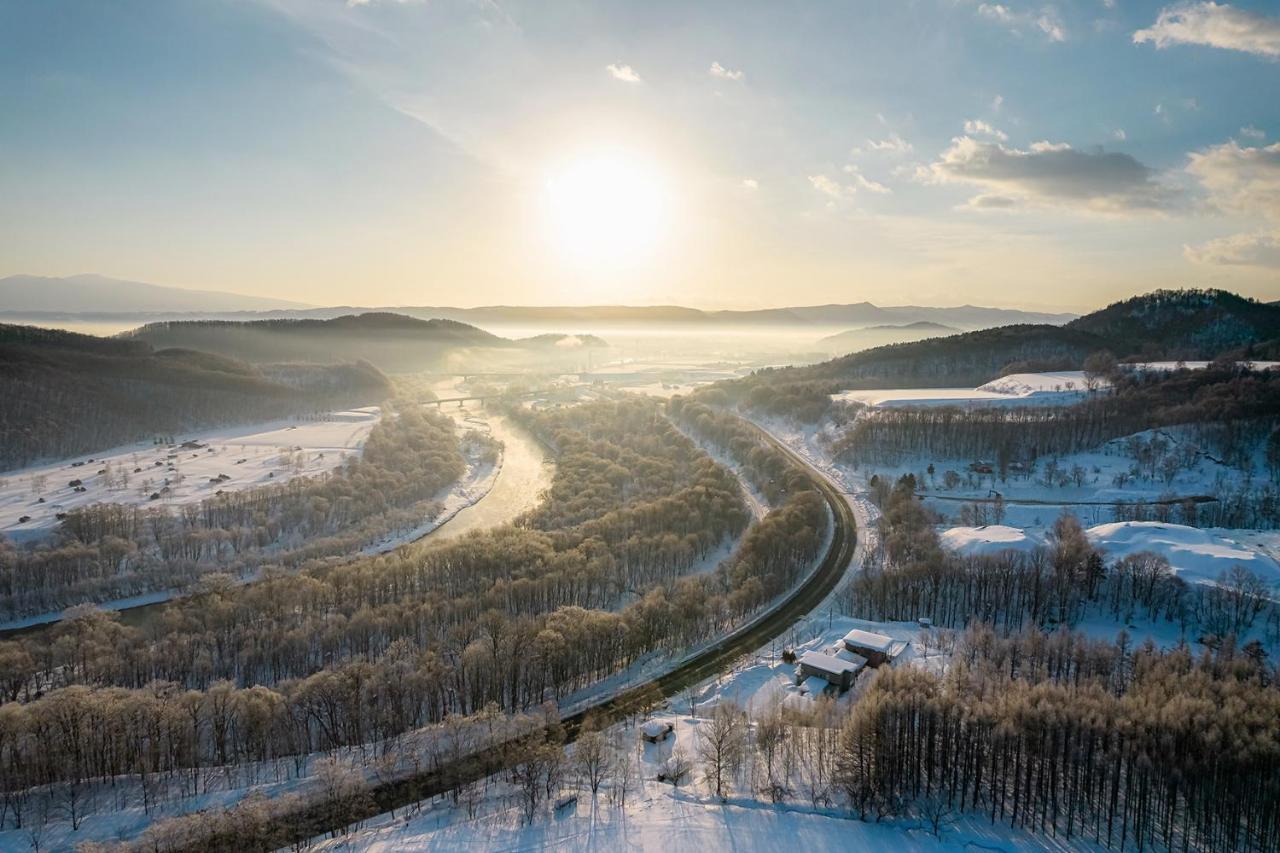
[192,416,861,851]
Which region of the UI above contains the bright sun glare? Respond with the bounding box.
[544,153,665,267]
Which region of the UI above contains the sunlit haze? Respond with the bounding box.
[3,1,1279,309]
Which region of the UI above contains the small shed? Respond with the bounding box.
[842,629,895,667]
[795,650,863,691]
[640,720,674,743]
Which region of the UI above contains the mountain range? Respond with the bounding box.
[0,274,309,313]
[0,274,1076,330]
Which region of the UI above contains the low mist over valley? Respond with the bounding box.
[3,2,1279,851]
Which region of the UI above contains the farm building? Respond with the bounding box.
[794,649,864,692]
[842,629,895,666]
[640,720,674,743]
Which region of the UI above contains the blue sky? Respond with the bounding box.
[2,0,1278,309]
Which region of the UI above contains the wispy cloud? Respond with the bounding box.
[860,133,913,155]
[741,178,759,190]
[1135,3,1280,59]
[843,164,892,194]
[709,61,744,81]
[606,63,642,83]
[1186,140,1280,218]
[1185,230,1280,267]
[976,3,1067,42]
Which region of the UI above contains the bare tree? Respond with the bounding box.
[698,701,747,798]
[575,730,611,797]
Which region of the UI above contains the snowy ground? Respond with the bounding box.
[311,616,1094,853]
[321,781,1086,853]
[833,363,1278,410]
[939,521,1280,587]
[834,371,1095,409]
[0,408,381,543]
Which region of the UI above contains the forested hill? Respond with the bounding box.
[124,313,606,371]
[0,323,391,471]
[1067,289,1280,359]
[799,324,1106,388]
[726,289,1278,396]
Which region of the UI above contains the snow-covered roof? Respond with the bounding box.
[833,647,869,667]
[799,675,829,696]
[798,650,861,675]
[640,720,673,738]
[842,629,894,653]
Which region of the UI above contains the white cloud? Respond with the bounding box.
[1183,140,1280,266]
[863,133,913,154]
[978,4,1018,25]
[1037,9,1067,41]
[923,136,1176,213]
[809,168,890,203]
[992,94,1005,111]
[1134,3,1280,59]
[741,178,759,190]
[606,63,642,83]
[1186,140,1280,218]
[1113,128,1127,141]
[977,3,1067,41]
[1185,230,1280,267]
[709,61,744,81]
[1240,125,1266,140]
[809,174,851,202]
[843,164,892,194]
[964,119,1009,141]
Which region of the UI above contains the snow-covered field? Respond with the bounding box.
[939,524,1045,556]
[833,370,1096,409]
[939,521,1280,586]
[0,408,381,542]
[833,363,1279,410]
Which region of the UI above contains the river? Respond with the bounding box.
[2,400,555,638]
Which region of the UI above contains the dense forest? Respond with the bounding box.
[0,398,823,800]
[0,407,466,620]
[833,627,1280,852]
[0,323,390,470]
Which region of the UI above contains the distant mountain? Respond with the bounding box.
[863,321,958,332]
[124,313,607,372]
[1067,289,1280,359]
[730,288,1277,395]
[0,274,310,314]
[816,321,960,353]
[0,323,389,471]
[879,305,1076,329]
[0,277,1077,331]
[398,302,1072,330]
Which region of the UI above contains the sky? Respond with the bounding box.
[1,0,1278,311]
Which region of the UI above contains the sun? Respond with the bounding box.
[544,152,665,267]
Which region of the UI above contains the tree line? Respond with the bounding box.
[0,406,466,620]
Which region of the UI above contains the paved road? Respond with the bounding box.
[191,414,862,851]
